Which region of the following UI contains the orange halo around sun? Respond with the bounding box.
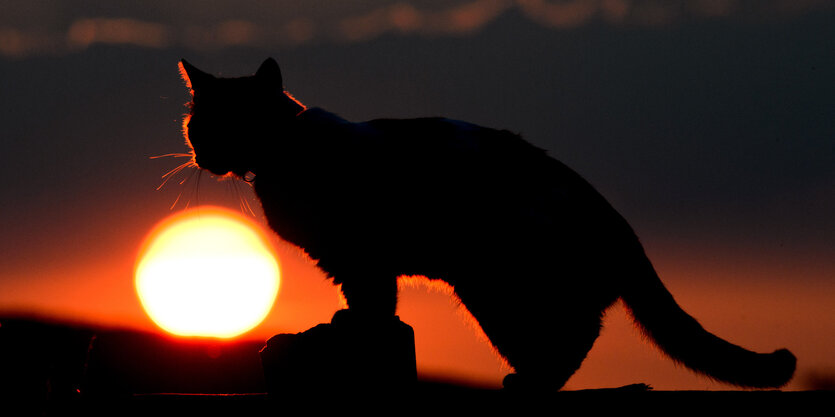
[135,206,280,339]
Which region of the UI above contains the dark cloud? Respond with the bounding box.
[1,0,833,57]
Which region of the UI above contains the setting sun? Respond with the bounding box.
[135,206,280,338]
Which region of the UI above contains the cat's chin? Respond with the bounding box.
[216,169,251,181]
[203,166,231,177]
[199,166,236,179]
[199,164,247,179]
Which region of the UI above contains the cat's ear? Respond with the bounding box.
[179,59,213,90]
[255,58,283,91]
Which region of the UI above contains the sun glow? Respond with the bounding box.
[135,206,280,338]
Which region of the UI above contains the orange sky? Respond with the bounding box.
[1,197,831,391]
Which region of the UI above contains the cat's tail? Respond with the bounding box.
[620,254,796,388]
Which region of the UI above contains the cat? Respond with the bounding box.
[177,57,796,390]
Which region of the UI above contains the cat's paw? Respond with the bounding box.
[331,309,354,326]
[331,309,401,327]
[614,383,652,392]
[502,373,551,393]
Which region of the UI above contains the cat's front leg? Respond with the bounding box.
[326,274,417,390]
[334,275,398,323]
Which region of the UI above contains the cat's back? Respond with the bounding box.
[271,108,620,225]
[355,114,629,243]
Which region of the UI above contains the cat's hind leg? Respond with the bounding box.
[456,281,606,392]
[499,309,604,391]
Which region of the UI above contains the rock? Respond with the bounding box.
[260,311,417,397]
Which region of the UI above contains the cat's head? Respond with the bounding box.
[179,58,304,178]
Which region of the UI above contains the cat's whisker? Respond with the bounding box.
[241,197,255,217]
[150,153,193,159]
[235,180,257,217]
[169,190,183,210]
[226,178,254,217]
[159,163,187,183]
[236,187,249,216]
[157,160,196,191]
[184,167,198,187]
[225,181,235,208]
[185,169,202,210]
[228,180,241,212]
[168,168,200,210]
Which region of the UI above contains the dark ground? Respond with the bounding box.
[23,387,835,416]
[0,316,829,415]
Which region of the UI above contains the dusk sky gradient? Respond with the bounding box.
[0,1,833,390]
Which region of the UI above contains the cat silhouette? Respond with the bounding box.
[177,58,795,391]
